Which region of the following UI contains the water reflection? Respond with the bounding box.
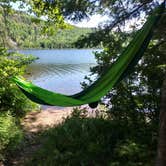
[21,49,99,94]
[25,63,96,95]
[26,63,95,80]
[20,49,99,109]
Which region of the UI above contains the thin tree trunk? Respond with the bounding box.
[156,75,166,166]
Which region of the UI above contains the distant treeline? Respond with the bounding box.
[0,10,97,49]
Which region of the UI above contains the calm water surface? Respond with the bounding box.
[19,49,99,109]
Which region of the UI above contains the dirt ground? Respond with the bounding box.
[5,107,73,166]
[4,105,100,166]
[22,107,72,133]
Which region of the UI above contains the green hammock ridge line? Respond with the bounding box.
[12,2,165,107]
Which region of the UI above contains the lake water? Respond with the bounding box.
[19,49,99,109]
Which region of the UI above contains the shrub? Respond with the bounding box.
[0,47,39,162]
[0,112,23,161]
[28,109,155,166]
[0,47,38,117]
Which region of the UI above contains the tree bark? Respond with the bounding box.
[156,75,166,166]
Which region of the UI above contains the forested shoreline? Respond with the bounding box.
[0,9,95,49]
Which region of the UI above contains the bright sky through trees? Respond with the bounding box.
[67,14,109,28]
[11,1,109,28]
[11,0,164,29]
[11,1,141,31]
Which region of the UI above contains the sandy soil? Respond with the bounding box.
[5,107,73,166]
[22,107,72,133]
[5,105,99,166]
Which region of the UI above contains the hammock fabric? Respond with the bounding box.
[12,2,165,107]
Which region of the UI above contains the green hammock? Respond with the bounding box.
[12,3,165,107]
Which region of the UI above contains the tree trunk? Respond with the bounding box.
[156,75,166,166]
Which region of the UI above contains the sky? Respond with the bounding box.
[11,0,164,29]
[11,1,109,28]
[67,14,109,28]
[10,1,146,31]
[11,1,137,30]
